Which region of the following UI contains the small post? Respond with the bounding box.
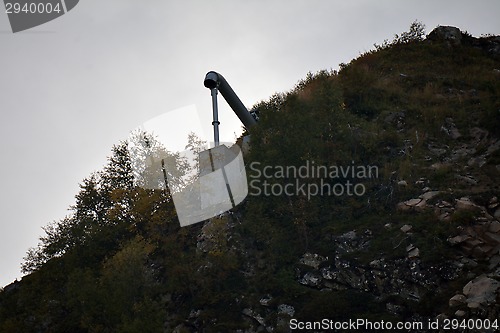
[211,87,220,147]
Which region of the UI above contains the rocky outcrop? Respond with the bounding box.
[297,221,466,296]
[463,276,500,308]
[427,26,500,58]
[427,26,463,46]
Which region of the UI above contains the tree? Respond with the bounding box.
[374,20,426,50]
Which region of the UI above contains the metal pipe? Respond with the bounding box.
[211,87,220,146]
[204,71,257,129]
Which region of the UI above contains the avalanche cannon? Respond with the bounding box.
[203,71,257,146]
[173,72,258,226]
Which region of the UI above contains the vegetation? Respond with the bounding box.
[1,22,499,332]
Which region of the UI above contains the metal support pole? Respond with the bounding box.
[211,87,220,147]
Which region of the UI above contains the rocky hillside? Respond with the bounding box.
[1,24,499,332]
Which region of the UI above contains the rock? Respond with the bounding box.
[415,180,426,187]
[321,266,337,280]
[489,221,500,233]
[470,127,489,143]
[427,26,463,46]
[400,224,413,233]
[397,202,411,212]
[420,191,440,201]
[408,248,420,259]
[486,139,500,155]
[397,198,427,212]
[449,294,466,307]
[462,275,500,306]
[242,308,266,327]
[489,255,500,270]
[463,238,483,253]
[467,301,481,309]
[300,253,327,269]
[332,230,371,254]
[196,219,229,253]
[415,199,428,211]
[299,272,322,287]
[369,259,386,269]
[428,147,447,156]
[440,118,462,139]
[173,324,191,333]
[340,230,357,240]
[386,303,405,315]
[406,244,420,259]
[489,202,499,210]
[455,175,478,186]
[454,310,467,317]
[241,135,251,155]
[455,197,479,211]
[406,198,422,206]
[448,235,470,245]
[397,180,408,186]
[277,304,295,317]
[438,212,451,221]
[451,146,476,161]
[468,156,487,168]
[472,245,493,258]
[440,200,453,208]
[482,231,500,244]
[189,309,201,319]
[460,257,478,268]
[259,295,272,306]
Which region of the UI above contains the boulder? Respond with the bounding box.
[299,272,322,287]
[242,308,266,327]
[277,304,295,317]
[407,247,420,259]
[448,235,470,245]
[406,198,423,206]
[455,175,478,186]
[259,295,272,307]
[462,275,500,306]
[420,191,440,201]
[427,26,463,45]
[482,232,500,244]
[397,198,427,211]
[489,221,500,233]
[449,294,466,307]
[455,197,479,211]
[400,224,413,233]
[468,156,487,168]
[300,253,327,269]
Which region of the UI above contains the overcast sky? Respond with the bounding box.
[1,0,499,288]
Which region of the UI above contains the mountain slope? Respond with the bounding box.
[1,23,499,332]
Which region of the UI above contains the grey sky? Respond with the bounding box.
[1,0,499,288]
